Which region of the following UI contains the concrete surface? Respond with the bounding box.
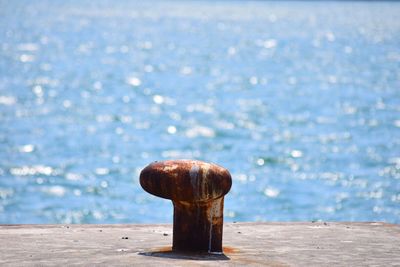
[0,222,399,266]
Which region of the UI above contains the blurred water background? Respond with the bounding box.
[0,0,399,224]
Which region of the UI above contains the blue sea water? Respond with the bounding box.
[0,0,399,224]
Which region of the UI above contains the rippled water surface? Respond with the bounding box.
[1,0,400,223]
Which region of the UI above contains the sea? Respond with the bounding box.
[0,0,399,223]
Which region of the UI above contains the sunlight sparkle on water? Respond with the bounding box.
[0,0,399,224]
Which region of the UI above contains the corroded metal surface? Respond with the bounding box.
[140,160,232,202]
[140,160,232,253]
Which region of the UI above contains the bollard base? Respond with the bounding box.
[172,198,224,253]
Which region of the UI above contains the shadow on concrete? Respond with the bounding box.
[139,247,230,261]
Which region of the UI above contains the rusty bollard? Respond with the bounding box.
[140,160,232,253]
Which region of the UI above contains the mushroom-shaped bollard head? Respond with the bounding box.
[140,160,232,253]
[140,160,232,202]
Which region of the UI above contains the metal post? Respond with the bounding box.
[140,160,232,253]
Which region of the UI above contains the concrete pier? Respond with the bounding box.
[0,222,399,266]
